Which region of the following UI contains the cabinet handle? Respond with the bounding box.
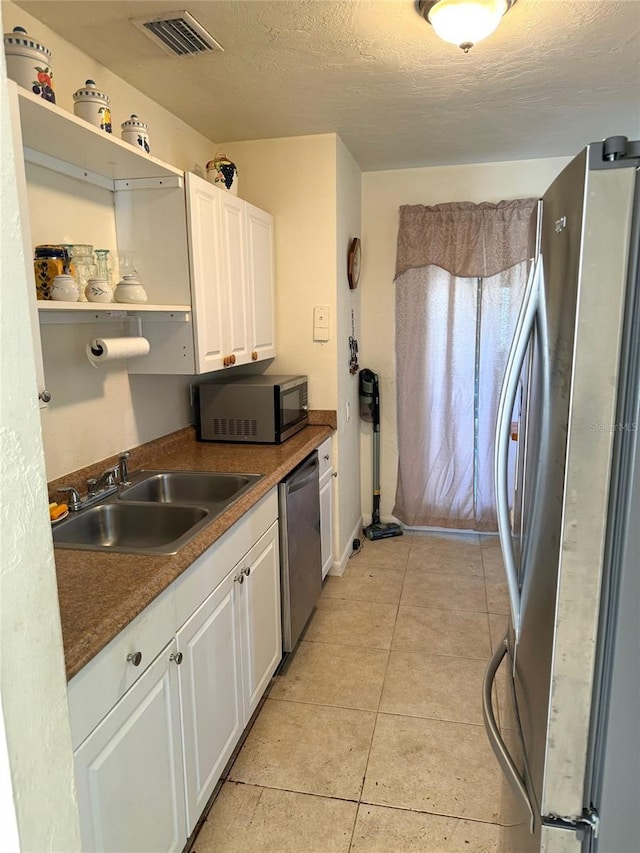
[243,566,251,577]
[223,356,230,367]
[127,651,142,667]
[229,354,236,365]
[332,471,338,478]
[234,572,245,584]
[39,390,51,403]
[324,454,330,461]
[170,652,183,665]
[252,351,258,361]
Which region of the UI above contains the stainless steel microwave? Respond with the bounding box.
[197,375,309,444]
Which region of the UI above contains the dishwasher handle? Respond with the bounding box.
[285,455,319,495]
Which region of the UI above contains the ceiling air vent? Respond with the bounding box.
[131,10,223,57]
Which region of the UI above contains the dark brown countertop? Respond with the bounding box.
[53,424,333,681]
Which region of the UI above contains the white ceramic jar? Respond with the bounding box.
[85,278,113,303]
[114,276,148,304]
[3,26,55,102]
[73,80,112,133]
[120,115,150,154]
[51,274,80,302]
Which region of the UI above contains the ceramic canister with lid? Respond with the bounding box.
[73,79,112,133]
[33,245,70,300]
[51,274,80,302]
[3,26,55,102]
[120,115,150,154]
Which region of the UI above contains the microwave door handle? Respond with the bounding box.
[494,255,540,644]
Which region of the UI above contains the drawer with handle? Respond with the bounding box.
[67,585,176,750]
[318,437,333,479]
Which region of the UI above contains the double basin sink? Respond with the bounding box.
[52,471,263,556]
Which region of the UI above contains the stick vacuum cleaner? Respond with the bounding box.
[359,368,403,541]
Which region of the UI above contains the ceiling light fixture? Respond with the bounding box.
[417,0,517,53]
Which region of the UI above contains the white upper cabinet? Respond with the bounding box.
[246,203,276,362]
[131,173,276,375]
[185,174,275,373]
[218,190,251,367]
[185,173,227,373]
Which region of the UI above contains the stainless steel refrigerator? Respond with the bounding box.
[483,137,640,853]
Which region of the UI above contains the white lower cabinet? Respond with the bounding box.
[237,521,281,719]
[177,568,244,834]
[179,520,281,833]
[318,437,334,579]
[70,490,281,852]
[74,640,186,853]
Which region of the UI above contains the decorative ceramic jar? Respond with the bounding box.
[114,277,148,304]
[73,79,112,133]
[206,151,238,195]
[3,26,55,102]
[120,115,150,153]
[33,245,70,300]
[85,278,113,303]
[114,251,147,303]
[51,274,80,302]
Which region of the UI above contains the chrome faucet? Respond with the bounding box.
[96,464,120,491]
[55,451,133,512]
[119,451,131,486]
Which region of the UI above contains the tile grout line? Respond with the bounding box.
[346,546,411,852]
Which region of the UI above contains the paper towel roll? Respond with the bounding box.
[86,337,150,368]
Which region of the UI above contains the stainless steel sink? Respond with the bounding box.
[52,469,264,555]
[118,471,262,506]
[52,502,210,555]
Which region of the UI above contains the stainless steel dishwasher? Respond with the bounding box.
[279,451,322,652]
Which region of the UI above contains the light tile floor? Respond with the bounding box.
[193,531,509,853]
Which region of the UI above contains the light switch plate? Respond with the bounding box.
[313,305,330,341]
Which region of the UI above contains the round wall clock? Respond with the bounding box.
[348,237,361,290]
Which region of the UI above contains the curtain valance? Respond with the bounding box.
[395,199,537,280]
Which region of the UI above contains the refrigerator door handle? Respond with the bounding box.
[482,633,535,834]
[494,255,541,642]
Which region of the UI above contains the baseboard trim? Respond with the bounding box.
[329,516,363,577]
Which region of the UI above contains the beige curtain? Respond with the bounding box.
[396,200,536,280]
[393,199,536,530]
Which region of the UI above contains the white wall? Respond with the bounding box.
[4,0,219,480]
[335,137,363,562]
[221,133,339,411]
[0,21,81,848]
[221,133,362,568]
[360,156,571,523]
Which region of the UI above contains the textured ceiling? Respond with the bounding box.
[13,0,640,170]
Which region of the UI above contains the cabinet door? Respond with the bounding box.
[237,521,282,720]
[319,471,334,580]
[219,192,251,366]
[177,569,244,834]
[74,641,186,853]
[245,203,276,362]
[185,172,226,373]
